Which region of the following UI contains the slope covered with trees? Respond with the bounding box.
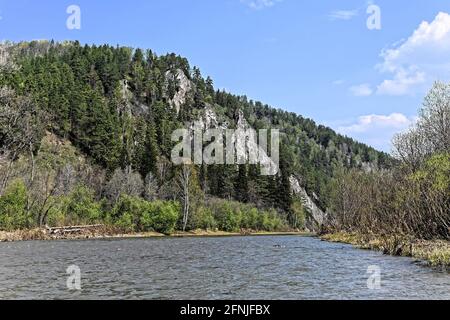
[0,40,389,233]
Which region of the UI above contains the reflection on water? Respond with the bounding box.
[0,236,448,299]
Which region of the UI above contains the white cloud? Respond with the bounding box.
[241,0,282,10]
[376,12,450,96]
[338,113,413,133]
[337,113,416,151]
[377,69,425,95]
[332,79,345,85]
[349,83,373,96]
[328,10,359,21]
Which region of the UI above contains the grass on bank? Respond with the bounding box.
[321,232,450,268]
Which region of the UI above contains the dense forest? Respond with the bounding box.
[0,40,392,234]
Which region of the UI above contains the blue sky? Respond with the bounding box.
[1,0,450,152]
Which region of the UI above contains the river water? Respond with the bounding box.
[0,235,448,300]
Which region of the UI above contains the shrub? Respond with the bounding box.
[64,186,102,224]
[199,199,287,232]
[115,212,135,232]
[211,201,241,232]
[291,200,306,230]
[259,211,273,231]
[146,201,180,234]
[241,207,259,230]
[191,206,216,230]
[0,180,30,231]
[46,196,68,227]
[109,197,180,234]
[111,195,148,231]
[265,209,285,231]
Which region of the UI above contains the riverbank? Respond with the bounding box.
[0,227,313,242]
[321,232,450,269]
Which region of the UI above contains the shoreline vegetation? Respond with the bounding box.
[321,83,449,270]
[321,233,450,269]
[0,226,312,242]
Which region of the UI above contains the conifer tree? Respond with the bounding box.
[139,116,159,178]
[235,165,249,203]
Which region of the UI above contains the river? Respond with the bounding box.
[0,235,448,299]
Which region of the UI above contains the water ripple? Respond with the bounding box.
[0,236,448,300]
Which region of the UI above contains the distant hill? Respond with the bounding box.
[0,40,391,230]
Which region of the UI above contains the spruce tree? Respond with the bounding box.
[140,116,159,178]
[234,165,249,203]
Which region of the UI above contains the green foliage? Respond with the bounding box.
[0,180,30,231]
[213,201,242,232]
[412,153,450,192]
[140,118,159,177]
[241,207,260,229]
[291,200,306,230]
[234,165,249,203]
[258,209,284,232]
[64,186,102,224]
[146,201,180,234]
[191,206,217,230]
[115,213,135,233]
[110,195,148,231]
[111,195,180,234]
[46,198,68,228]
[204,199,286,232]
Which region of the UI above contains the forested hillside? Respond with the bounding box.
[0,40,389,233]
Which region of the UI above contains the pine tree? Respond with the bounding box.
[139,117,159,178]
[82,90,120,170]
[267,176,279,208]
[234,165,249,203]
[248,164,268,205]
[130,48,145,100]
[199,164,207,192]
[277,145,294,223]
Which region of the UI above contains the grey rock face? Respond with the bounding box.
[0,44,17,70]
[289,175,326,232]
[166,69,192,114]
[191,104,225,131]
